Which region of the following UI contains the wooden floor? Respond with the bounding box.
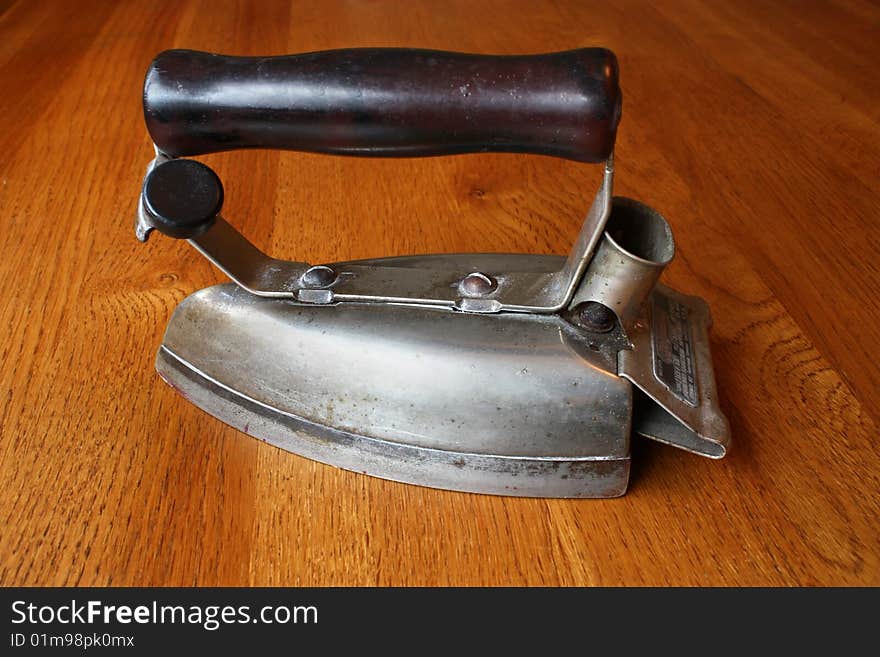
[1,0,878,586]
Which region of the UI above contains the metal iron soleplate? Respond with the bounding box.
[156,255,632,498]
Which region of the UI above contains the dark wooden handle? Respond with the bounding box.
[143,48,621,163]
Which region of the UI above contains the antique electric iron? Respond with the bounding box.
[136,48,729,497]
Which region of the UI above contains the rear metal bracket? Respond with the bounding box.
[621,285,730,459]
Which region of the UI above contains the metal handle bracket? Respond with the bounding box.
[137,153,614,314]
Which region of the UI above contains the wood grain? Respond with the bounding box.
[1,0,878,586]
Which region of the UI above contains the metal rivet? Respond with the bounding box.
[458,272,497,297]
[576,301,616,333]
[300,265,336,289]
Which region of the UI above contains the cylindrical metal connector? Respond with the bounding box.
[571,197,674,332]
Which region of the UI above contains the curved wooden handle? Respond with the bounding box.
[143,48,621,163]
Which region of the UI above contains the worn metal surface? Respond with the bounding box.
[157,271,633,497]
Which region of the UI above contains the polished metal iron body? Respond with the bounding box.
[137,48,730,497]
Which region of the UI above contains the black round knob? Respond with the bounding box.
[142,159,224,239]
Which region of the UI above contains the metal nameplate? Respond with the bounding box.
[651,293,698,406]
